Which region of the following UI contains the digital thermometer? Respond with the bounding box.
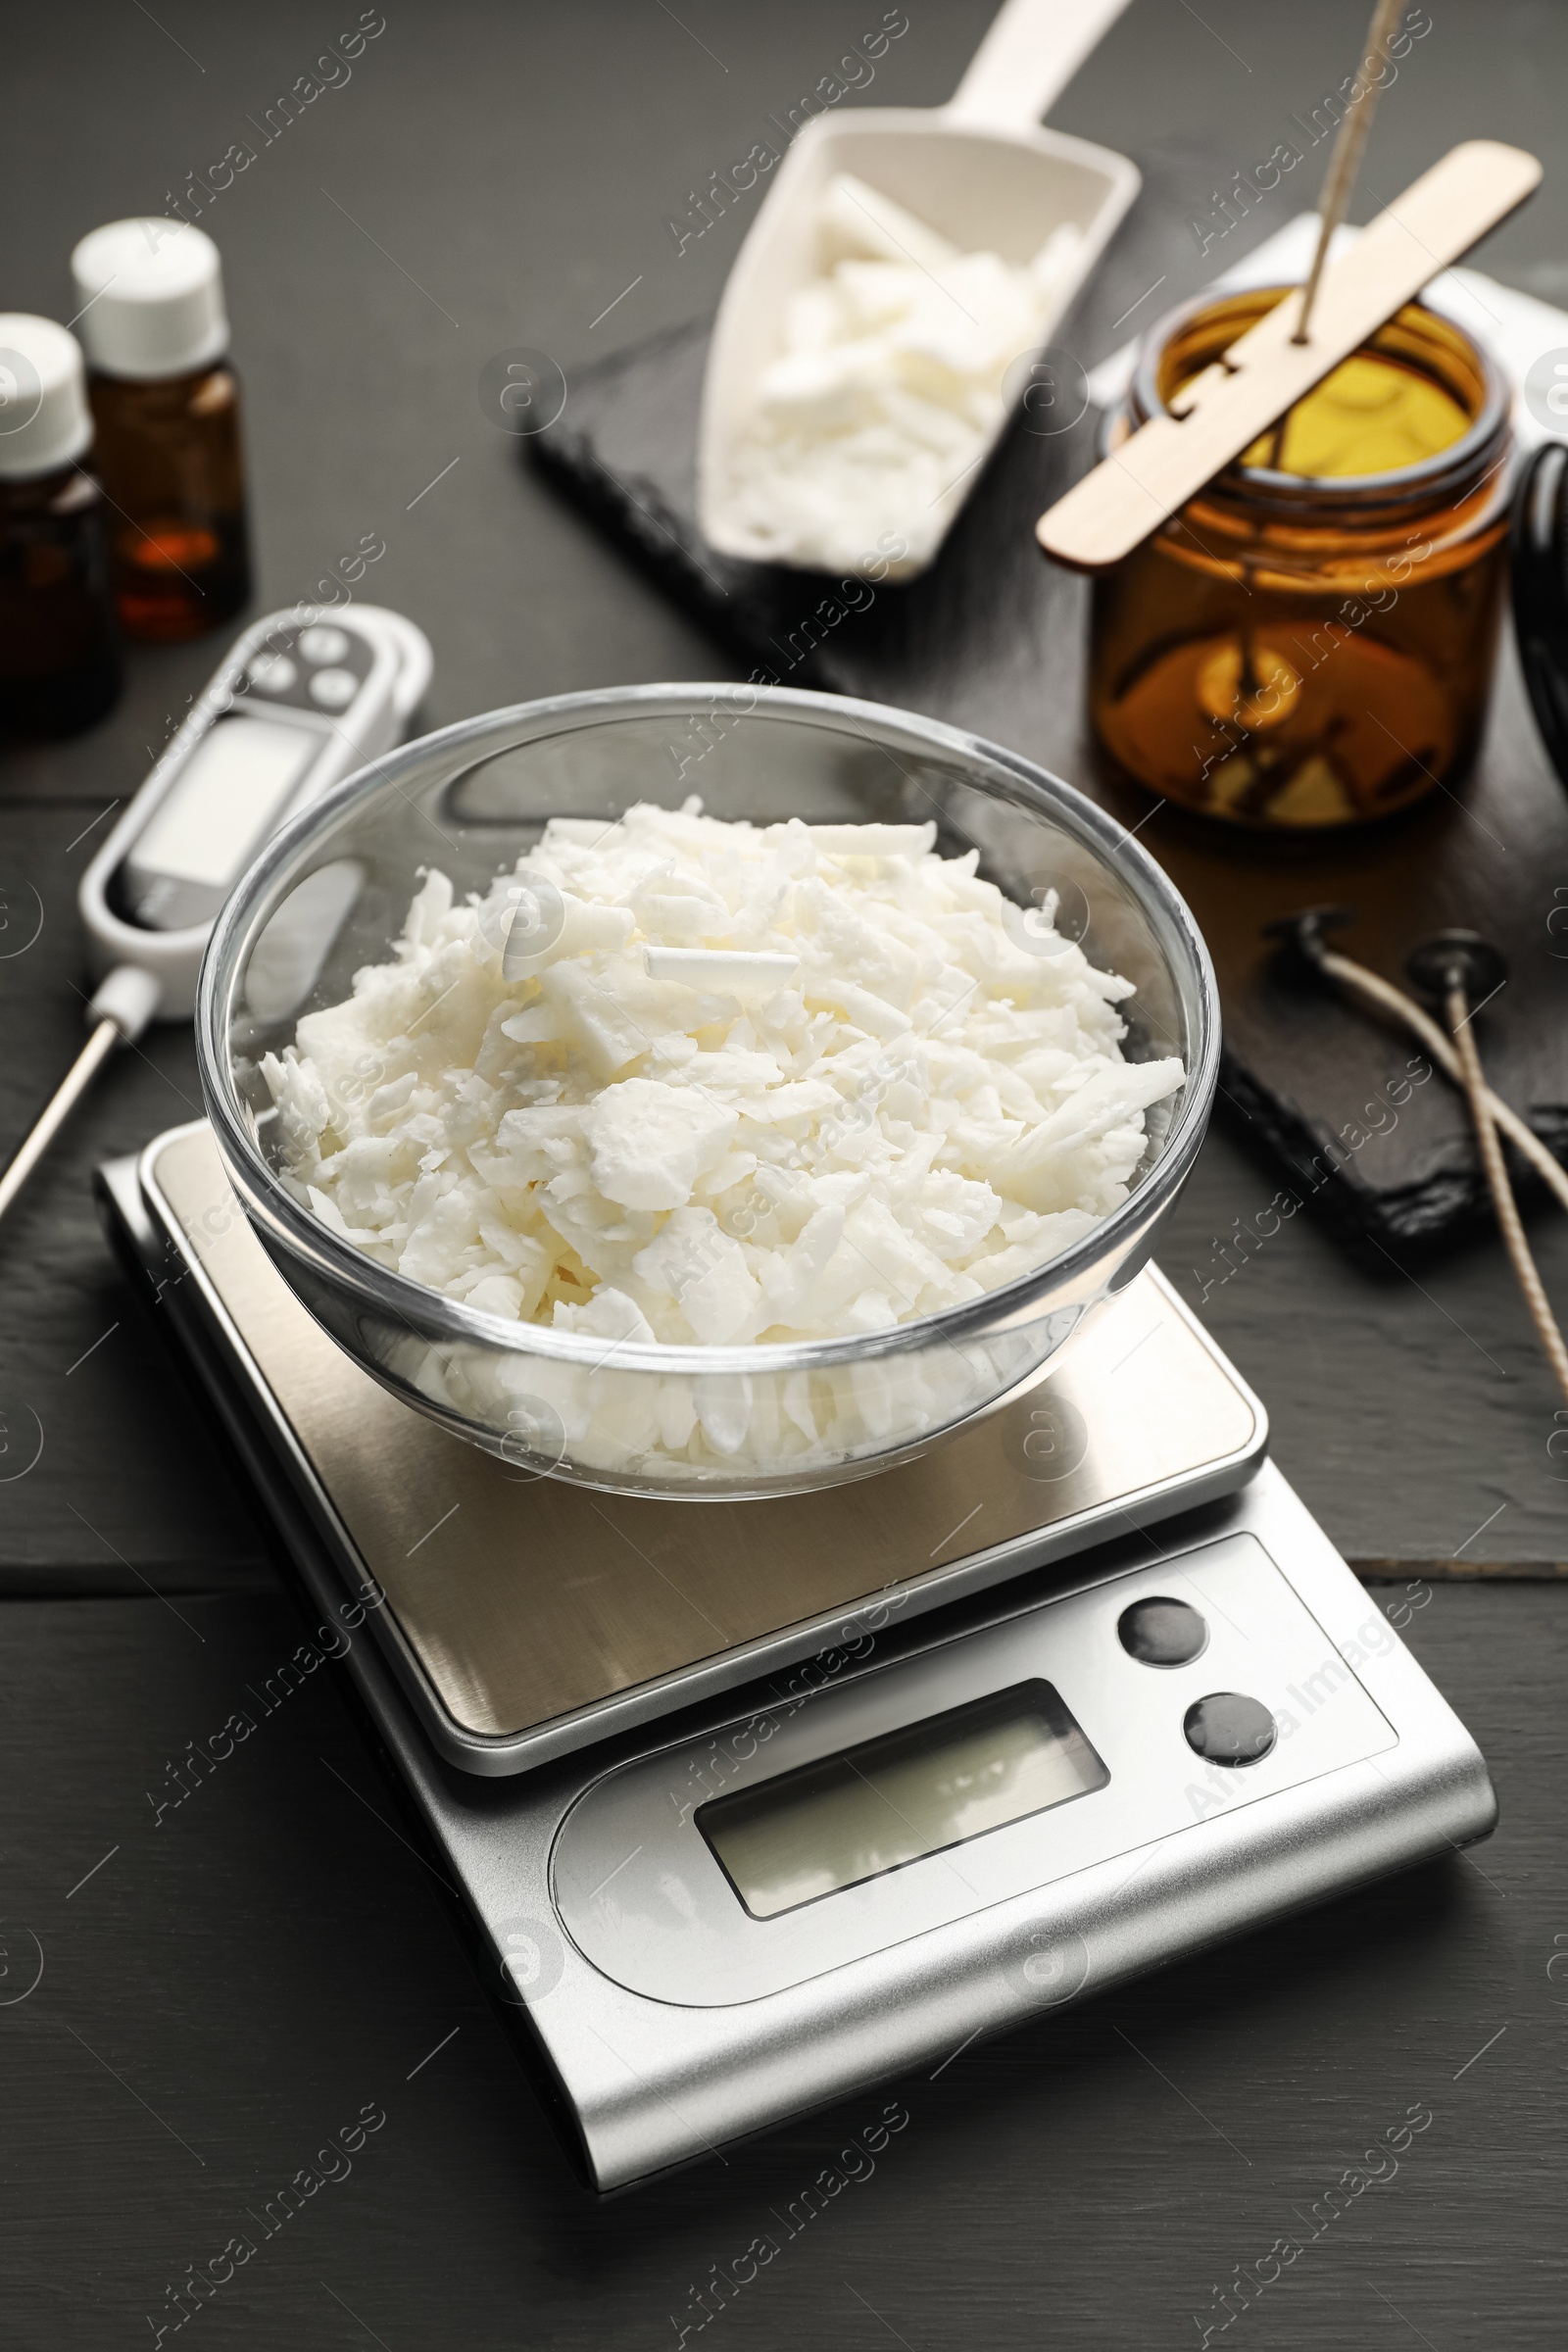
[0,605,431,1227]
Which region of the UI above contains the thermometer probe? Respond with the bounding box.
[0,604,431,1229]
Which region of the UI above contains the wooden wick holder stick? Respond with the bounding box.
[1036,139,1541,574]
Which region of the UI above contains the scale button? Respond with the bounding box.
[248,653,296,694]
[1184,1692,1276,1768]
[1118,1595,1207,1667]
[309,665,359,709]
[299,624,351,664]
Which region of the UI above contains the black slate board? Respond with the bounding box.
[531,142,1568,1260]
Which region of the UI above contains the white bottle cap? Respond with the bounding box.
[0,314,93,480]
[70,219,229,381]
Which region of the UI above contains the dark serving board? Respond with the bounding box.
[531,141,1568,1260]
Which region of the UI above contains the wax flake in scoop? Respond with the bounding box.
[722,173,1085,572]
[261,800,1183,1348]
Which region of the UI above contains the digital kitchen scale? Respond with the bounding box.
[99,1122,1496,2192]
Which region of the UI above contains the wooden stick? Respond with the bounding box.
[1036,139,1541,572]
[1294,0,1406,345]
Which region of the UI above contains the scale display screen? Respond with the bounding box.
[698,1681,1109,1920]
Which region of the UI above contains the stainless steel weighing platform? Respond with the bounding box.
[99,1123,1497,2191]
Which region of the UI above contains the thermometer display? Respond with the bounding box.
[123,714,319,927]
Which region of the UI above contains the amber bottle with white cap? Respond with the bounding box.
[0,313,122,738]
[71,219,252,641]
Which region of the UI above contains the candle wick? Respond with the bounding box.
[1293,0,1406,347]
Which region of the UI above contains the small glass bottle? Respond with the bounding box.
[1088,291,1512,830]
[0,312,122,740]
[71,219,252,642]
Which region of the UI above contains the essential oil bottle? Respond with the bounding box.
[0,312,122,739]
[70,218,252,641]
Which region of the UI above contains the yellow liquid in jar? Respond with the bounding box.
[1235,352,1471,476]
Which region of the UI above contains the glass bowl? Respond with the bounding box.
[196,684,1218,1500]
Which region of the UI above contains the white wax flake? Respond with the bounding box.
[504,892,632,980]
[723,173,1084,573]
[642,946,801,997]
[586,1078,737,1212]
[265,802,1183,1365]
[806,822,935,858]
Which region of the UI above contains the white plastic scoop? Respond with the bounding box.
[697,0,1139,577]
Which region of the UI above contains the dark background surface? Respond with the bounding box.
[2,3,1565,2345]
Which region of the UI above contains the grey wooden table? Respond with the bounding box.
[2,4,1564,2345]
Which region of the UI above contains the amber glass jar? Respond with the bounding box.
[1089,291,1512,829]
